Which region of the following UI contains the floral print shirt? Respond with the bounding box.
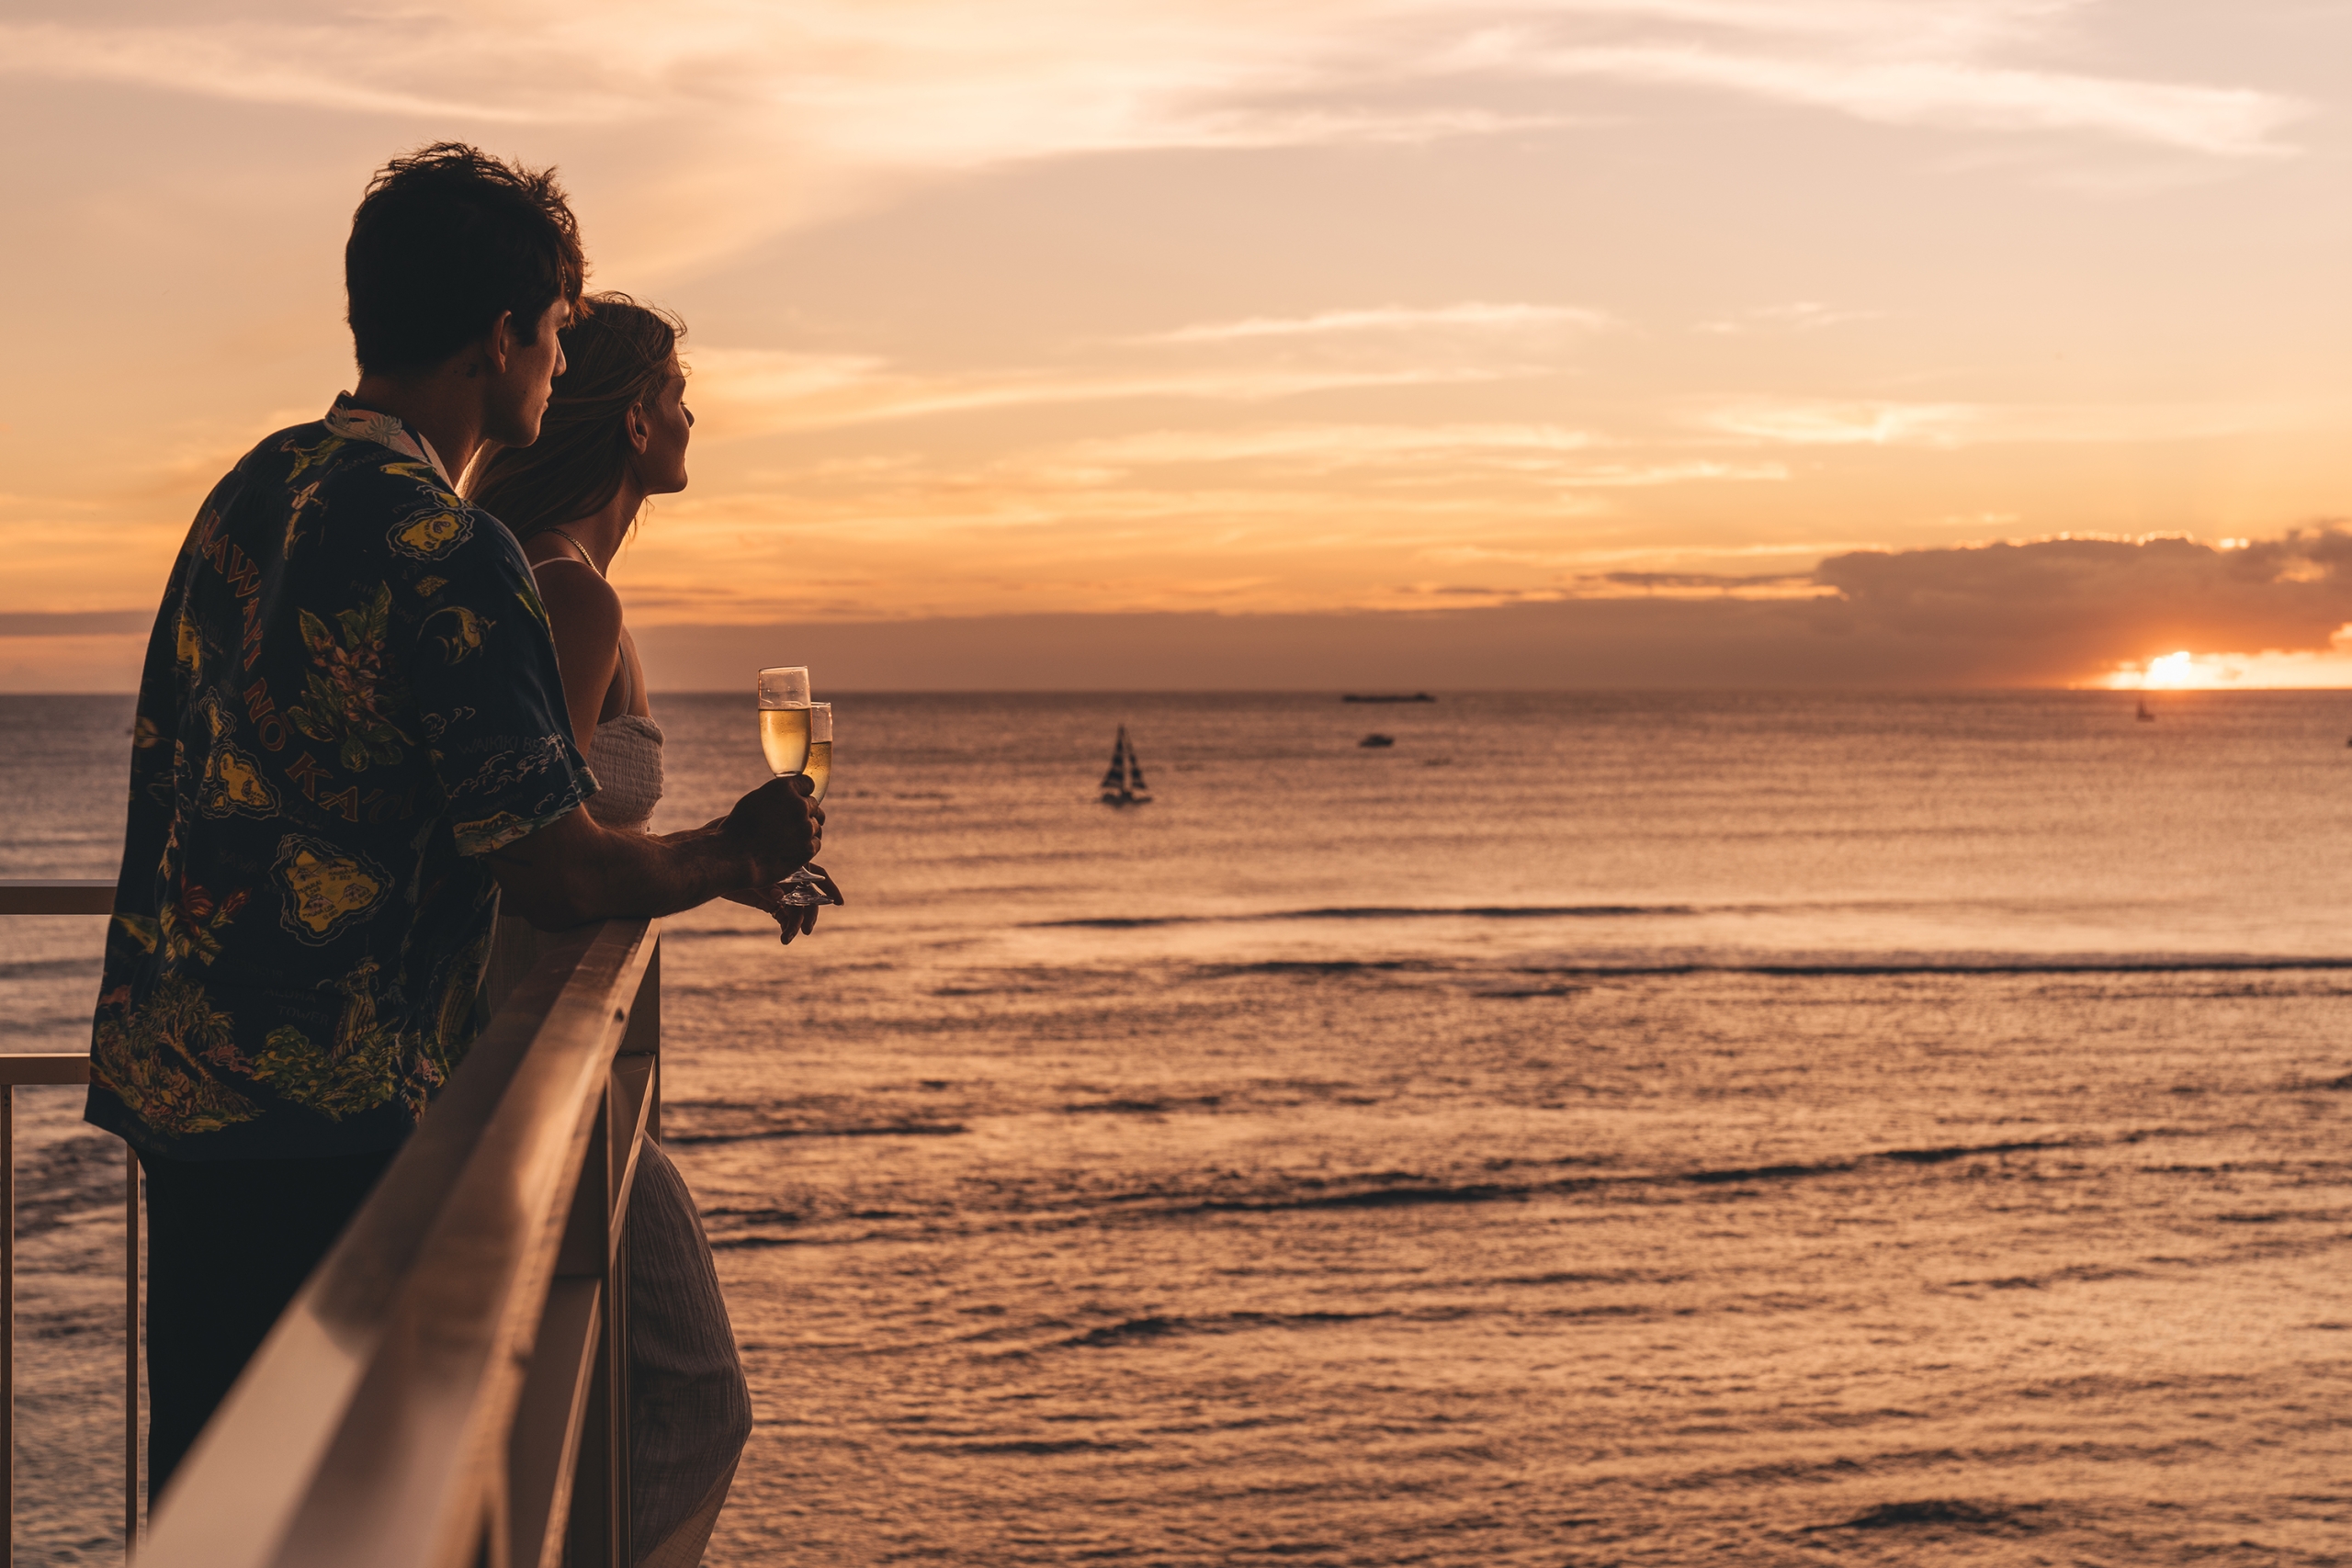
[85,395,594,1160]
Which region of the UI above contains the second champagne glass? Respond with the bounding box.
[772,703,839,907]
[800,704,832,804]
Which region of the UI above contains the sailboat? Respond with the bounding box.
[1100,725,1152,807]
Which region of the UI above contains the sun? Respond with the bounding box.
[2089,633,2352,690]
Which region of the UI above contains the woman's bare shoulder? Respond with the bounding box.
[527,555,621,605]
[528,556,623,637]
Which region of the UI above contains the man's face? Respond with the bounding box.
[484,297,571,447]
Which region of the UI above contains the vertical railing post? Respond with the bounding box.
[635,943,660,1144]
[124,1148,139,1562]
[605,1222,629,1568]
[602,940,662,1568]
[4,1083,14,1568]
[560,1084,616,1568]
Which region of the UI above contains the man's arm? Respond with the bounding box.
[488,775,821,931]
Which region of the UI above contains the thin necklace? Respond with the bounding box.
[546,526,605,579]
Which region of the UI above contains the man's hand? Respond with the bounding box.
[718,776,824,885]
[488,778,823,932]
[724,881,822,944]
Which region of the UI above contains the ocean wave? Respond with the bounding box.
[1029,904,1695,929]
[1808,1499,2056,1537]
[1159,1175,1544,1218]
[0,955,103,982]
[10,1131,124,1240]
[1946,1263,2147,1292]
[690,1126,2213,1266]
[1051,1308,1434,1352]
[1594,957,2352,976]
[1683,1159,1854,1186]
[664,1118,967,1145]
[1881,1138,2080,1164]
[1200,954,2352,979]
[916,1438,1148,1456]
[703,1132,2182,1249]
[1061,1095,1225,1115]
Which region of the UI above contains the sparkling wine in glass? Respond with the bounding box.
[758,666,810,776]
[771,703,842,908]
[800,704,832,804]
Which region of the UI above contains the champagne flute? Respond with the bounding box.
[758,666,810,776]
[772,704,840,907]
[800,704,833,804]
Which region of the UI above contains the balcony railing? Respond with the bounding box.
[0,879,663,1568]
[0,876,130,1568]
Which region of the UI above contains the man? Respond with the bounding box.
[83,143,820,1496]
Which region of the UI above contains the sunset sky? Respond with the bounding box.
[7,1,2352,689]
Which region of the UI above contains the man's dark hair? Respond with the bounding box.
[345,142,587,376]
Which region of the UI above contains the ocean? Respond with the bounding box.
[6,691,2351,1565]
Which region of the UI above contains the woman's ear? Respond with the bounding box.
[626,403,650,454]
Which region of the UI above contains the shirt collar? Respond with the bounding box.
[324,393,454,488]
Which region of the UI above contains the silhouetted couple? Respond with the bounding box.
[85,143,814,1565]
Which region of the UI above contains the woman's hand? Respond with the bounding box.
[723,864,843,946]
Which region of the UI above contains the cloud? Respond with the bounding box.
[0,21,559,122]
[1042,425,1789,487]
[1586,570,1820,597]
[1810,531,2352,674]
[1488,41,2300,157]
[0,1,2301,279]
[1058,423,1604,466]
[1696,301,1878,335]
[33,530,2351,693]
[622,530,2352,691]
[1136,302,1612,344]
[1698,398,2281,447]
[686,349,1524,434]
[1702,400,1979,446]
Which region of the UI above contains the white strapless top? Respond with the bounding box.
[585,713,664,833]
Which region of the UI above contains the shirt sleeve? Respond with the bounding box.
[403,513,594,857]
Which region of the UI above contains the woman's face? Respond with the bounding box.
[633,358,693,496]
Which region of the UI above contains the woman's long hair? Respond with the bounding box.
[465,292,684,541]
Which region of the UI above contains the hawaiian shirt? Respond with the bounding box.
[84,395,594,1161]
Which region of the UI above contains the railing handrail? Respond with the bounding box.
[0,1055,95,1085]
[0,880,115,916]
[139,917,662,1568]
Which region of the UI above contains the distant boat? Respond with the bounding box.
[2136,700,2155,722]
[1359,734,1396,749]
[1343,693,1435,704]
[1100,725,1151,807]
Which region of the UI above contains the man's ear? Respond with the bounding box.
[483,310,515,376]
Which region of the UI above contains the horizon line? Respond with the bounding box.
[0,686,2339,698]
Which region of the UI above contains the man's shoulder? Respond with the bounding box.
[211,420,435,516]
[269,431,519,574]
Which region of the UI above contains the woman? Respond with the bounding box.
[469,294,801,1568]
